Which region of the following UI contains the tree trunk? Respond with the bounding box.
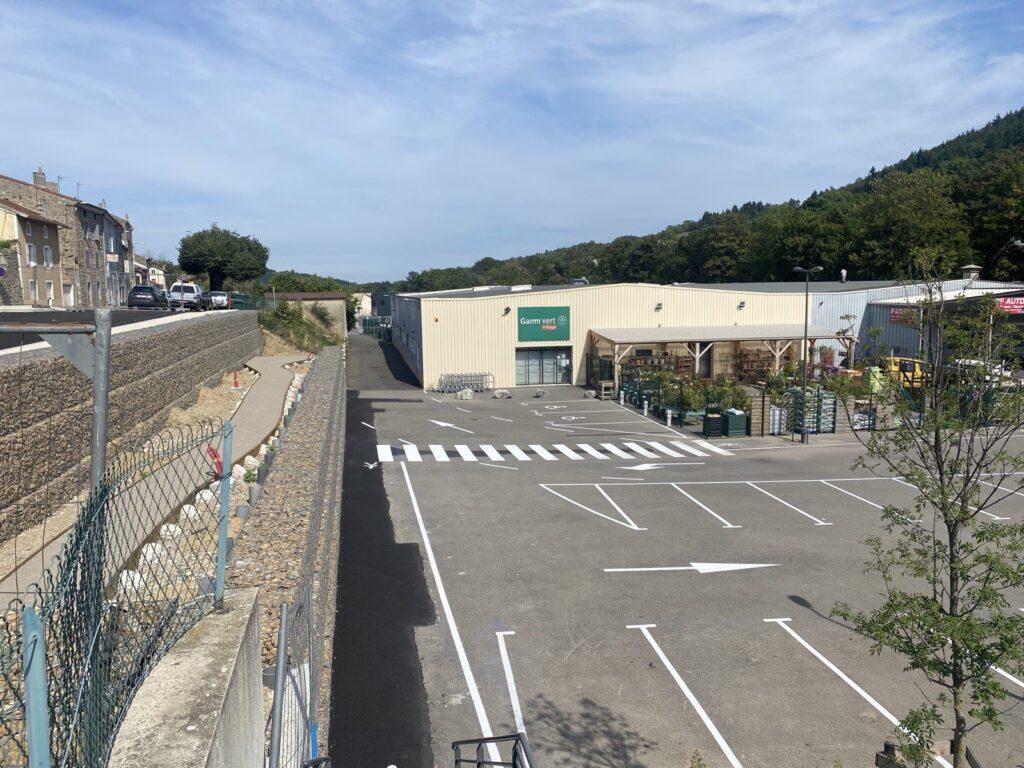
[951,679,968,767]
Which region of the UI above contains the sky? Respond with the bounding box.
[2,1,1023,282]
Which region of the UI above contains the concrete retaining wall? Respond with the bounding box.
[0,311,261,540]
[109,588,264,768]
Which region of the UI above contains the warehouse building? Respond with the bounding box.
[389,271,1024,391]
[391,282,843,390]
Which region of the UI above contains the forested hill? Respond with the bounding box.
[354,107,1024,294]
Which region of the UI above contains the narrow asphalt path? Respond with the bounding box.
[329,334,435,767]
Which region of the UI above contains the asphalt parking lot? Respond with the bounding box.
[332,335,1024,768]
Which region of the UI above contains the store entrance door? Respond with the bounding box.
[515,347,573,385]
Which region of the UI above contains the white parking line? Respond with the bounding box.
[428,445,450,462]
[629,624,744,768]
[496,631,527,735]
[623,442,660,458]
[819,480,883,509]
[694,439,733,456]
[596,486,645,530]
[670,440,709,458]
[672,485,741,528]
[995,665,1024,690]
[401,464,499,762]
[361,421,376,430]
[402,444,422,462]
[600,443,634,459]
[377,445,394,463]
[505,444,532,461]
[529,444,558,461]
[491,416,514,423]
[765,618,953,768]
[454,445,478,462]
[646,441,685,458]
[479,444,505,461]
[747,482,833,526]
[455,406,472,413]
[552,444,584,460]
[575,443,609,459]
[539,485,644,530]
[893,477,1009,521]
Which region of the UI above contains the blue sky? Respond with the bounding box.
[2,1,1023,282]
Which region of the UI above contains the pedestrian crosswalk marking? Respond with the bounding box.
[671,440,710,457]
[601,443,634,459]
[623,442,660,459]
[480,444,505,461]
[454,444,478,462]
[646,441,685,458]
[576,443,609,460]
[373,440,736,464]
[553,444,585,460]
[530,444,558,461]
[505,444,532,461]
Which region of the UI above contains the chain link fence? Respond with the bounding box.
[0,417,233,768]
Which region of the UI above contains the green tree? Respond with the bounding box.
[269,270,344,293]
[851,171,970,279]
[178,225,269,291]
[835,288,1024,766]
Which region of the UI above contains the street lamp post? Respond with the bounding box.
[793,265,823,443]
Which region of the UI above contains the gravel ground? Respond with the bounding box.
[225,344,345,749]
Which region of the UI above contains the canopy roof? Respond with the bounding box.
[590,323,844,345]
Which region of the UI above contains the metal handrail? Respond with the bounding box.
[452,733,537,768]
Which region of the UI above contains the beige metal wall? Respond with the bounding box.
[415,283,806,389]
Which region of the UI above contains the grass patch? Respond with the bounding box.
[258,300,341,352]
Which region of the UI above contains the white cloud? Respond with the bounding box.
[0,0,1020,280]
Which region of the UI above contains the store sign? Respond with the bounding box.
[518,306,570,341]
[888,306,918,325]
[996,296,1024,314]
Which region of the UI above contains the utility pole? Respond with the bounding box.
[793,265,823,443]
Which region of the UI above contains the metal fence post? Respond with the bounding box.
[88,308,112,493]
[22,606,51,768]
[215,421,234,610]
[306,582,318,761]
[268,604,289,768]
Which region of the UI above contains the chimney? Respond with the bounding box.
[961,264,982,281]
[46,181,59,193]
[32,167,46,187]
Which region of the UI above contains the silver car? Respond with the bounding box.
[209,291,229,309]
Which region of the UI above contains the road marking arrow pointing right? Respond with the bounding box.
[605,562,778,574]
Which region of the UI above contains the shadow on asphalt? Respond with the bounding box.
[329,388,436,766]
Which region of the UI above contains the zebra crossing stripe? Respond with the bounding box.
[529,444,559,461]
[646,441,685,458]
[694,439,733,456]
[600,443,634,459]
[576,443,609,460]
[377,445,394,462]
[505,444,532,461]
[623,442,660,459]
[454,444,478,462]
[429,445,450,462]
[403,444,423,462]
[670,440,710,457]
[553,444,584,460]
[480,444,505,461]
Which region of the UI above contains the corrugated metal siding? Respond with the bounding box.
[862,302,921,356]
[418,283,806,389]
[391,295,423,383]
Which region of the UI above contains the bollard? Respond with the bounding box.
[666,409,673,427]
[643,399,648,417]
[249,482,261,507]
[619,391,625,406]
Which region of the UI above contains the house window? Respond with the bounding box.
[28,279,37,302]
[27,243,37,267]
[43,245,53,268]
[62,283,74,307]
[42,225,48,240]
[24,220,32,236]
[107,236,115,252]
[45,281,54,304]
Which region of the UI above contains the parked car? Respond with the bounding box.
[126,284,169,310]
[230,291,254,309]
[168,282,209,312]
[208,291,230,309]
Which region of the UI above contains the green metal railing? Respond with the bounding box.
[0,419,233,768]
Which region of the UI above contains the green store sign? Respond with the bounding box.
[518,306,570,341]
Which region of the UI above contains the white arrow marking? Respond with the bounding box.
[606,562,777,574]
[363,461,379,470]
[428,419,474,434]
[618,462,704,471]
[361,421,376,430]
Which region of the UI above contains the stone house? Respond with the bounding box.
[0,168,136,308]
[0,198,70,307]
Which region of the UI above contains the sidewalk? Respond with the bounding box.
[0,352,306,600]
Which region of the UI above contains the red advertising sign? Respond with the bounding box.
[888,306,917,325]
[996,296,1024,314]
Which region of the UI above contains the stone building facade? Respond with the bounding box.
[0,197,70,306]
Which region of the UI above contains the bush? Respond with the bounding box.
[259,299,341,352]
[308,302,332,327]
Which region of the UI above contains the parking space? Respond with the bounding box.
[338,340,1024,768]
